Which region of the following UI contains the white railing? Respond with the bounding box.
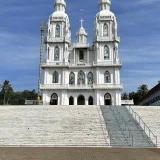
[42,62,69,66]
[73,43,90,48]
[44,37,70,43]
[40,84,123,90]
[93,36,120,42]
[93,61,122,66]
[41,61,122,67]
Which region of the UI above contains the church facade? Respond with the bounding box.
[40,0,123,105]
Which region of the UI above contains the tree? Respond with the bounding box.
[121,92,129,100]
[1,80,13,105]
[137,84,149,100]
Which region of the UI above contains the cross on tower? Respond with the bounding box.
[80,18,84,28]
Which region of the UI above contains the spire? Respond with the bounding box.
[99,0,111,11]
[76,18,87,44]
[54,0,66,12]
[80,18,84,28]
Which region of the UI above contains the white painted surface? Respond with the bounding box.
[41,0,122,106]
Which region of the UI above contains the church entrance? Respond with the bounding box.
[50,93,58,105]
[88,96,93,105]
[69,96,74,105]
[104,93,112,105]
[77,95,85,105]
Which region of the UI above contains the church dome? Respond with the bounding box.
[77,27,87,36]
[96,10,114,18]
[51,11,67,18]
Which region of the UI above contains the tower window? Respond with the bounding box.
[79,51,84,60]
[55,24,60,37]
[103,23,108,37]
[53,71,59,83]
[104,71,111,83]
[104,45,109,60]
[54,46,59,61]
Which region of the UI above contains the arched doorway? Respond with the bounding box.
[77,95,85,105]
[104,93,112,105]
[88,96,93,105]
[69,96,74,105]
[50,93,58,105]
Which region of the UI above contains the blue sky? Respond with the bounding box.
[0,0,160,93]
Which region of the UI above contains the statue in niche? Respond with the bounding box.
[114,43,118,59]
[69,72,75,85]
[95,17,99,36]
[78,71,85,85]
[87,72,93,85]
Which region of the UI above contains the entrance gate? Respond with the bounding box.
[50,93,58,105]
[104,93,112,105]
[77,95,85,105]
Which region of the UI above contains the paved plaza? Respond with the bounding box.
[0,148,160,160]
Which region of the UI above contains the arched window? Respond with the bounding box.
[104,93,112,105]
[103,23,108,37]
[104,71,111,83]
[79,51,84,60]
[104,45,109,60]
[87,72,93,85]
[88,96,93,105]
[53,71,59,83]
[78,70,85,85]
[50,93,58,105]
[69,96,74,105]
[54,46,59,61]
[55,24,60,37]
[69,72,75,85]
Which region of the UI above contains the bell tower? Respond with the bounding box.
[93,0,119,63]
[45,0,71,63]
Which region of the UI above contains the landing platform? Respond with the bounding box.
[0,148,160,160]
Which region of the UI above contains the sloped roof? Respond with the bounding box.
[142,83,160,101]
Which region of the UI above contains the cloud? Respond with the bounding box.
[137,0,160,5]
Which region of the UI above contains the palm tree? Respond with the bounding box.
[2,80,13,105]
[137,84,149,103]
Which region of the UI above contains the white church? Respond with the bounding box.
[40,0,123,105]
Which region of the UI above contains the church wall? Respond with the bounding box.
[47,43,67,62]
[43,89,121,105]
[42,90,62,105]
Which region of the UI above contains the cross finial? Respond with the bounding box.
[41,20,45,31]
[41,20,45,27]
[80,18,84,28]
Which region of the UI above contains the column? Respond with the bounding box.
[74,97,77,105]
[87,49,89,64]
[74,48,75,64]
[85,97,88,105]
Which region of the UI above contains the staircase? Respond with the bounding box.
[110,106,156,147]
[0,105,157,147]
[0,105,109,146]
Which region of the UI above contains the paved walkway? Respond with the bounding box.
[0,148,160,160]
